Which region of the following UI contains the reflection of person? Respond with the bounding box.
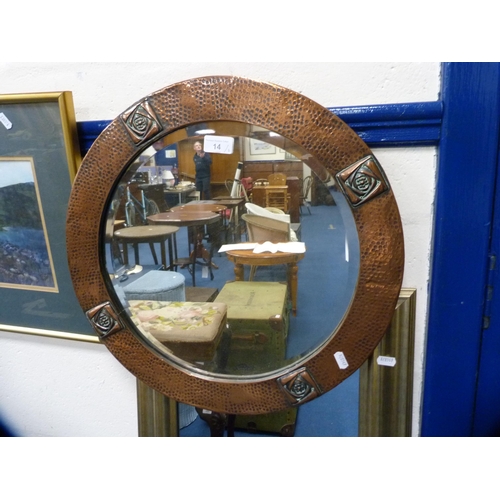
[193,141,212,200]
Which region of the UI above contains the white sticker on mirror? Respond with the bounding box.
[0,112,12,130]
[203,135,234,154]
[377,355,397,367]
[334,351,349,369]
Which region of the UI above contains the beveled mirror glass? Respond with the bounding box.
[102,121,360,377]
[67,76,404,414]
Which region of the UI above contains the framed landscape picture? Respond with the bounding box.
[0,157,58,292]
[0,92,97,341]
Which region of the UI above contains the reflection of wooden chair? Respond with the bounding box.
[300,176,312,215]
[268,173,287,186]
[265,187,289,212]
[242,213,290,280]
[254,178,268,186]
[266,173,289,212]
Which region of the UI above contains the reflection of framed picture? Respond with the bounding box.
[249,139,276,155]
[0,92,97,341]
[285,150,300,161]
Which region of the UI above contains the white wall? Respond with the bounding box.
[0,62,440,436]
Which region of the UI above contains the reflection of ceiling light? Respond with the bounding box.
[269,132,280,137]
[195,128,216,135]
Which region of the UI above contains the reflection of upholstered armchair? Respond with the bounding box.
[245,203,298,241]
[242,213,290,281]
[242,214,290,243]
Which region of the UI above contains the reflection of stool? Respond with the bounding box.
[124,271,186,301]
[195,408,236,437]
[128,299,227,361]
[114,225,179,270]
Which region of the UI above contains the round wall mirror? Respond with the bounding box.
[66,76,404,415]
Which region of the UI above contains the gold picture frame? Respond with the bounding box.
[359,288,416,437]
[0,92,97,341]
[136,289,417,437]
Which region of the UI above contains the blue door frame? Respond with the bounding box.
[421,62,500,436]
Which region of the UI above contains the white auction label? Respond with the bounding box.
[203,135,234,154]
[377,355,397,367]
[334,351,349,369]
[0,112,13,130]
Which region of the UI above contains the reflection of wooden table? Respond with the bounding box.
[114,225,179,270]
[165,186,196,205]
[225,249,305,315]
[211,197,246,242]
[148,211,221,286]
[170,203,227,213]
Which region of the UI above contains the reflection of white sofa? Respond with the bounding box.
[245,203,298,241]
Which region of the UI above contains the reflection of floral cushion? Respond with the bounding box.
[128,300,227,361]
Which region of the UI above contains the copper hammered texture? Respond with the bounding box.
[66,76,404,414]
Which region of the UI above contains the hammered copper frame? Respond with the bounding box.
[66,76,404,415]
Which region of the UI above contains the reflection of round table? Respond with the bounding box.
[225,250,305,316]
[147,211,222,286]
[114,225,179,270]
[211,197,246,242]
[148,211,220,226]
[170,203,227,213]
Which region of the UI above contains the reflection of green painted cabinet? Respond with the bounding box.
[217,281,296,436]
[216,281,289,374]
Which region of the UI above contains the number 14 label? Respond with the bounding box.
[203,135,234,155]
